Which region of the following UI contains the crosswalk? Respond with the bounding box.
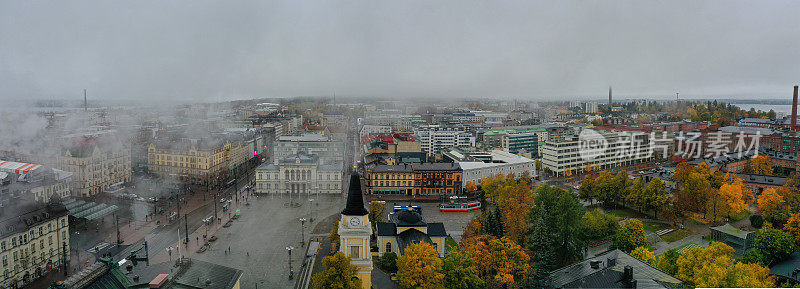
[678,243,699,253]
[656,229,675,236]
[87,242,112,253]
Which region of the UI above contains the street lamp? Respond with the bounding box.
[299,218,306,247]
[308,198,314,223]
[285,246,294,280]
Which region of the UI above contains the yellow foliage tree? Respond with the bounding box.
[630,246,656,265]
[748,155,773,175]
[676,242,774,287]
[462,235,531,285]
[396,242,444,289]
[464,181,478,194]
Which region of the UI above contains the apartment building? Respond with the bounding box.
[0,200,70,289]
[147,132,255,186]
[58,138,131,197]
[541,130,671,177]
[365,164,415,196]
[413,125,474,157]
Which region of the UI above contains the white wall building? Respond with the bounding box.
[359,125,392,138]
[456,150,536,187]
[541,130,671,177]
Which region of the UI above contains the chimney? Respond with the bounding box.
[622,266,636,288]
[793,86,798,131]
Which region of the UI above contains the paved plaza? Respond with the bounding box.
[191,193,344,289]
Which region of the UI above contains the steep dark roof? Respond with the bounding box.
[341,173,368,216]
[549,249,682,289]
[397,229,433,255]
[427,223,447,237]
[376,222,397,236]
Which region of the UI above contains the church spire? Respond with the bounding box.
[342,173,368,216]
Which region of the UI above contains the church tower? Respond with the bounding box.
[339,173,372,288]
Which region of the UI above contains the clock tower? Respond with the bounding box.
[339,173,372,289]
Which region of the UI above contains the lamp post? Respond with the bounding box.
[299,218,306,247]
[308,198,314,223]
[286,246,294,280]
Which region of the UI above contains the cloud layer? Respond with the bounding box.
[1,0,799,101]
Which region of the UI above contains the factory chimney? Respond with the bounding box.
[608,86,612,106]
[792,86,798,131]
[83,89,87,112]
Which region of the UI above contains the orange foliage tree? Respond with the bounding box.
[462,235,531,285]
[676,242,774,287]
[480,173,533,245]
[748,155,773,175]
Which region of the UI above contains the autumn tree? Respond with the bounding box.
[630,246,656,265]
[442,250,485,289]
[481,206,505,238]
[464,181,478,195]
[707,175,752,222]
[758,188,790,223]
[396,242,445,289]
[480,173,533,245]
[785,212,800,247]
[312,252,362,289]
[527,185,586,273]
[462,235,531,286]
[748,155,773,175]
[582,208,618,241]
[329,219,340,252]
[578,175,597,205]
[613,219,647,252]
[676,242,774,287]
[368,201,386,229]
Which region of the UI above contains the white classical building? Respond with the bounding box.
[254,151,342,196]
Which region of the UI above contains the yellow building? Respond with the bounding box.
[375,210,447,258]
[147,140,227,185]
[338,174,372,289]
[0,200,70,288]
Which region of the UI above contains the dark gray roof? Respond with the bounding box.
[172,259,243,289]
[392,210,426,227]
[549,249,682,289]
[397,229,433,255]
[376,222,396,236]
[427,223,446,237]
[279,151,319,164]
[1,200,68,240]
[737,173,787,187]
[412,162,461,171]
[371,164,413,173]
[770,251,800,282]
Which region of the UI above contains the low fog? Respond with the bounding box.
[2,0,800,102]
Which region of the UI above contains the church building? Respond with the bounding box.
[338,173,373,289]
[376,208,448,257]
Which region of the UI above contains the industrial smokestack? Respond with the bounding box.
[83,89,87,112]
[608,86,612,106]
[792,86,798,131]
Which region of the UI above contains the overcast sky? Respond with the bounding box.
[1,0,799,102]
